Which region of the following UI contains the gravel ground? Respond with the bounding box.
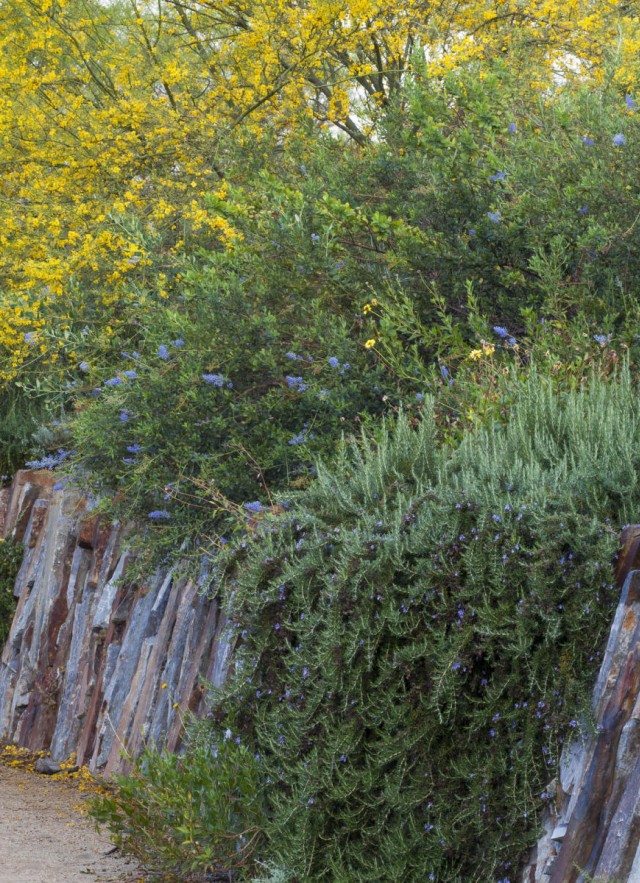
[0,763,142,883]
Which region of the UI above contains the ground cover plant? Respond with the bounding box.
[94,370,639,881]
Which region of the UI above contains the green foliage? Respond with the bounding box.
[15,62,640,558]
[90,735,264,880]
[199,371,638,881]
[0,537,23,646]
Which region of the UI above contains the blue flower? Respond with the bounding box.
[286,375,308,392]
[493,326,509,339]
[148,510,171,519]
[119,410,131,422]
[171,339,185,348]
[79,361,90,372]
[580,136,594,146]
[23,331,37,344]
[104,377,123,387]
[487,211,501,223]
[243,501,263,513]
[578,205,588,214]
[594,334,609,346]
[626,94,637,111]
[127,443,143,454]
[508,122,517,133]
[285,352,301,360]
[416,393,424,401]
[468,228,476,237]
[508,337,517,346]
[158,344,170,360]
[202,373,226,386]
[613,133,626,147]
[489,171,507,182]
[310,233,320,243]
[328,356,340,368]
[123,370,137,380]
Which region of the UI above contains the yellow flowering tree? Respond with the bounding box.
[0,0,637,383]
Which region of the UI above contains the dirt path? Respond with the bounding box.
[0,764,142,883]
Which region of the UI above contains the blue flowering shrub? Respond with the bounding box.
[94,370,640,880]
[66,263,398,557]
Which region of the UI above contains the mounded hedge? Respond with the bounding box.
[208,371,636,881]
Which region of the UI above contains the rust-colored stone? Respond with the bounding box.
[77,514,98,550]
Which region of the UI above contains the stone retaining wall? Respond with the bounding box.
[0,471,232,774]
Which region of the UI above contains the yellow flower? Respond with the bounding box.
[363,303,372,313]
[364,338,376,349]
[161,683,168,689]
[370,299,378,307]
[469,349,483,361]
[482,343,495,356]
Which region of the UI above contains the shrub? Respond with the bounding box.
[201,370,639,881]
[90,735,264,881]
[66,269,397,558]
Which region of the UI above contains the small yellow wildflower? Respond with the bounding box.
[482,343,495,356]
[469,349,483,361]
[161,682,168,689]
[363,303,372,313]
[364,339,376,349]
[370,299,378,307]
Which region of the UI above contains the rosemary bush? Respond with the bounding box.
[206,371,638,881]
